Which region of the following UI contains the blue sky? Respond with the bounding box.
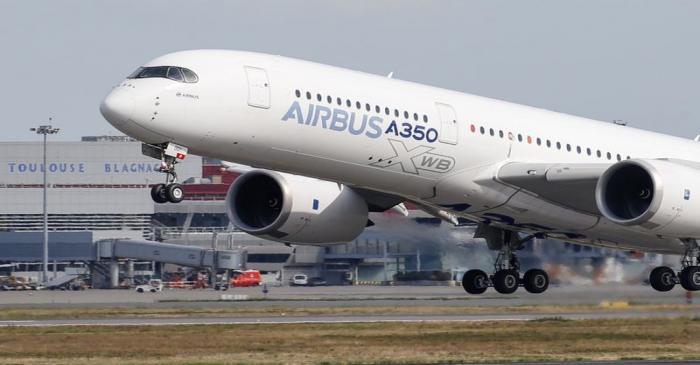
[3,0,700,141]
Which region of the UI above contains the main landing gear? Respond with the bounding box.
[649,240,700,292]
[462,225,550,295]
[143,142,188,204]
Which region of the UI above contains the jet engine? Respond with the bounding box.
[225,170,369,244]
[595,159,700,237]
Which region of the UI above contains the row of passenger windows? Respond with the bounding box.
[470,124,631,161]
[295,89,429,123]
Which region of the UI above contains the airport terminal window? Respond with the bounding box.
[129,66,199,83]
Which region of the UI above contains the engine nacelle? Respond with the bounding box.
[225,170,369,244]
[595,159,700,237]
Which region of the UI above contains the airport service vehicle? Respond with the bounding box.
[102,50,700,295]
[230,270,261,287]
[135,279,163,293]
[290,274,309,286]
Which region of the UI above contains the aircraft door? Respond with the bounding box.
[436,103,458,145]
[244,66,271,109]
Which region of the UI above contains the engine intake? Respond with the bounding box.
[226,170,369,244]
[596,161,660,225]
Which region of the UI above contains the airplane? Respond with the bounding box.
[100,49,700,295]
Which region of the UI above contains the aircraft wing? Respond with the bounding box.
[496,162,610,215]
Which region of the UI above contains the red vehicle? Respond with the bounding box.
[230,270,261,287]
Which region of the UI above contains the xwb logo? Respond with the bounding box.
[370,139,455,174]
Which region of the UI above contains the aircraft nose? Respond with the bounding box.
[100,89,134,126]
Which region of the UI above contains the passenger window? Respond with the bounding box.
[566,144,571,152]
[546,140,551,148]
[413,113,418,121]
[479,126,485,134]
[385,107,390,115]
[606,152,612,160]
[295,90,301,98]
[423,115,428,123]
[596,150,602,158]
[536,138,541,145]
[517,134,523,142]
[365,103,371,111]
[327,95,332,104]
[576,146,581,154]
[404,111,409,119]
[586,148,591,156]
[499,130,504,138]
[616,154,621,161]
[306,92,312,100]
[556,142,561,150]
[394,109,399,117]
[337,97,342,106]
[376,105,381,113]
[317,94,322,102]
[346,99,352,107]
[489,128,494,136]
[356,101,361,109]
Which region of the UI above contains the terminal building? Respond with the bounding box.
[0,137,658,287]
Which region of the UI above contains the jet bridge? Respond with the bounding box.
[96,239,246,270]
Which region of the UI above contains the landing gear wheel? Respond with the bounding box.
[166,183,185,203]
[649,266,676,292]
[523,269,549,294]
[462,269,489,295]
[679,266,700,291]
[493,269,519,294]
[150,184,168,204]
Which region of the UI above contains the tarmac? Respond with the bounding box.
[0,282,696,308]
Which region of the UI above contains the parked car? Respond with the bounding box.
[135,279,163,293]
[307,277,327,286]
[290,274,309,286]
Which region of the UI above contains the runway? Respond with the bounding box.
[0,308,697,327]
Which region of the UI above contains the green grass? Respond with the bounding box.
[0,318,700,364]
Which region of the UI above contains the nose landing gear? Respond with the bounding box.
[142,142,188,204]
[461,225,550,295]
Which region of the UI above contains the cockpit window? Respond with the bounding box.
[166,67,184,82]
[181,68,199,83]
[127,66,198,83]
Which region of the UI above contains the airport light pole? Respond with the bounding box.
[30,122,60,284]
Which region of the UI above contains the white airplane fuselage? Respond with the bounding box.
[101,50,700,255]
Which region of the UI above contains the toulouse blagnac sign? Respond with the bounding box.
[6,162,162,174]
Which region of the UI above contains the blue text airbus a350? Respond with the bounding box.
[101,50,700,295]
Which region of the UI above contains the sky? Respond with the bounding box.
[2,0,700,141]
